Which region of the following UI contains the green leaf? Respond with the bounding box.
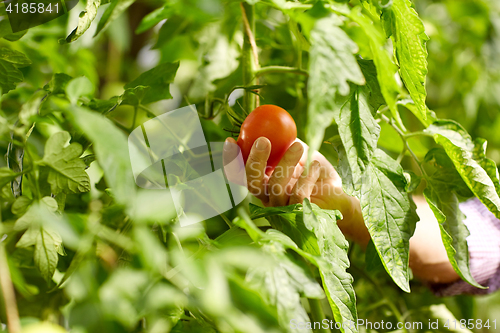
[249,204,320,255]
[425,120,500,218]
[44,73,74,95]
[13,197,63,282]
[382,0,429,121]
[0,47,32,67]
[357,60,386,110]
[0,19,27,41]
[68,107,137,206]
[246,237,324,332]
[350,8,401,122]
[335,87,380,188]
[41,131,91,194]
[65,76,95,105]
[0,167,18,189]
[135,6,172,34]
[119,86,150,107]
[94,0,136,36]
[19,90,46,125]
[424,185,485,289]
[124,62,180,104]
[337,144,418,291]
[249,203,302,220]
[301,200,357,333]
[424,148,472,198]
[0,47,29,94]
[306,14,365,157]
[34,228,61,282]
[65,0,102,43]
[360,150,418,292]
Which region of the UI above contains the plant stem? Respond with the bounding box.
[255,66,308,78]
[350,265,408,333]
[380,114,428,178]
[0,243,21,333]
[241,2,258,112]
[308,298,331,333]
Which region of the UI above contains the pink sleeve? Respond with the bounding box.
[431,198,500,296]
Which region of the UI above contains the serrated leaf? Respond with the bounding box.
[14,197,58,231]
[0,59,23,94]
[425,120,500,218]
[424,186,484,289]
[0,47,32,67]
[382,0,429,120]
[357,60,386,110]
[94,0,136,36]
[307,14,365,157]
[240,205,357,332]
[359,150,418,292]
[301,200,357,333]
[350,8,400,120]
[65,0,102,43]
[335,87,380,188]
[124,62,179,104]
[11,196,32,216]
[119,86,150,106]
[68,107,137,205]
[246,236,324,332]
[35,228,60,282]
[41,131,91,194]
[16,226,38,248]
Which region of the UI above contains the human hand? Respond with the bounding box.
[223,136,370,245]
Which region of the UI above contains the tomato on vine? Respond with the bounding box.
[237,104,297,174]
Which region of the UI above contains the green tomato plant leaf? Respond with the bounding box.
[94,0,136,36]
[124,62,180,105]
[40,131,91,194]
[307,14,365,158]
[350,8,401,121]
[425,120,500,218]
[424,185,485,289]
[382,0,429,121]
[0,47,30,94]
[65,0,102,43]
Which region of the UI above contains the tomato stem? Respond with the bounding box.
[241,2,258,113]
[255,66,309,77]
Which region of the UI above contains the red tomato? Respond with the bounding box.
[237,105,297,174]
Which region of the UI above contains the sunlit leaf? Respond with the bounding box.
[307,14,365,158]
[40,131,91,194]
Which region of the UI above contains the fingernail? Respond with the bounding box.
[289,142,302,153]
[223,138,231,151]
[256,137,268,150]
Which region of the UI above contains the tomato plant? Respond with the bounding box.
[0,0,500,333]
[237,104,297,173]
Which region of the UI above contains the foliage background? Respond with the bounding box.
[1,0,500,332]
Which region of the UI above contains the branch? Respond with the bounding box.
[0,243,21,333]
[240,2,259,68]
[255,66,309,77]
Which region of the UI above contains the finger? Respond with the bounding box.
[295,138,341,186]
[289,160,321,205]
[223,137,246,187]
[268,141,304,207]
[245,137,271,203]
